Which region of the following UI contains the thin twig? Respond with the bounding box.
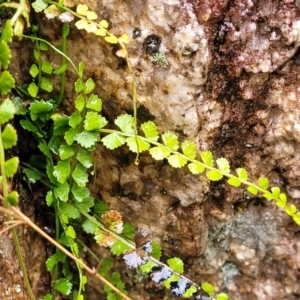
[0,220,25,234]
[0,205,131,300]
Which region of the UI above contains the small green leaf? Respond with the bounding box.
[200,151,214,166]
[258,177,269,190]
[84,78,96,94]
[216,157,230,173]
[39,41,49,51]
[6,191,19,205]
[46,190,54,206]
[66,225,76,238]
[75,131,99,148]
[285,204,297,216]
[162,132,178,151]
[86,94,102,111]
[276,193,287,208]
[84,111,108,131]
[236,168,248,180]
[182,286,198,298]
[32,0,48,12]
[271,186,281,198]
[72,163,88,187]
[64,128,79,145]
[206,169,223,181]
[126,137,150,153]
[29,100,53,121]
[98,257,113,276]
[76,196,94,212]
[75,78,84,93]
[167,154,187,168]
[247,185,258,195]
[59,145,75,160]
[163,274,180,289]
[104,36,119,44]
[41,61,53,74]
[33,49,40,61]
[46,163,57,184]
[0,98,15,125]
[82,217,98,234]
[41,294,53,300]
[201,282,214,296]
[54,278,72,295]
[12,97,27,115]
[99,20,109,28]
[78,61,85,78]
[29,64,39,78]
[217,293,229,300]
[167,257,184,274]
[115,114,135,134]
[101,132,126,150]
[149,145,171,160]
[53,160,71,183]
[188,161,205,174]
[181,141,197,159]
[0,71,15,95]
[54,182,70,202]
[263,191,274,201]
[75,94,85,112]
[118,34,130,44]
[38,142,51,158]
[76,148,93,168]
[60,202,80,219]
[53,64,68,75]
[46,254,58,271]
[293,212,300,226]
[20,119,42,137]
[150,241,162,259]
[28,82,38,98]
[69,111,83,128]
[22,168,42,183]
[4,157,19,178]
[94,28,106,36]
[40,77,53,92]
[110,240,131,256]
[0,42,11,70]
[227,177,241,187]
[139,260,157,273]
[2,124,17,149]
[53,115,69,136]
[71,183,90,202]
[76,4,88,15]
[48,135,60,154]
[94,201,110,216]
[141,121,158,140]
[1,20,13,43]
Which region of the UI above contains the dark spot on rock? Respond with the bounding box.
[143,34,161,54]
[132,28,141,39]
[117,57,127,69]
[160,188,168,195]
[137,104,155,123]
[166,199,181,212]
[111,182,125,197]
[210,181,226,208]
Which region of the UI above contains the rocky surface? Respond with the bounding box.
[12,0,300,299]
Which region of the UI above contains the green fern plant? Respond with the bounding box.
[1,0,300,299]
[0,19,35,299]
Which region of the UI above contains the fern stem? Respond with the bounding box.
[57,24,69,107]
[99,128,300,223]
